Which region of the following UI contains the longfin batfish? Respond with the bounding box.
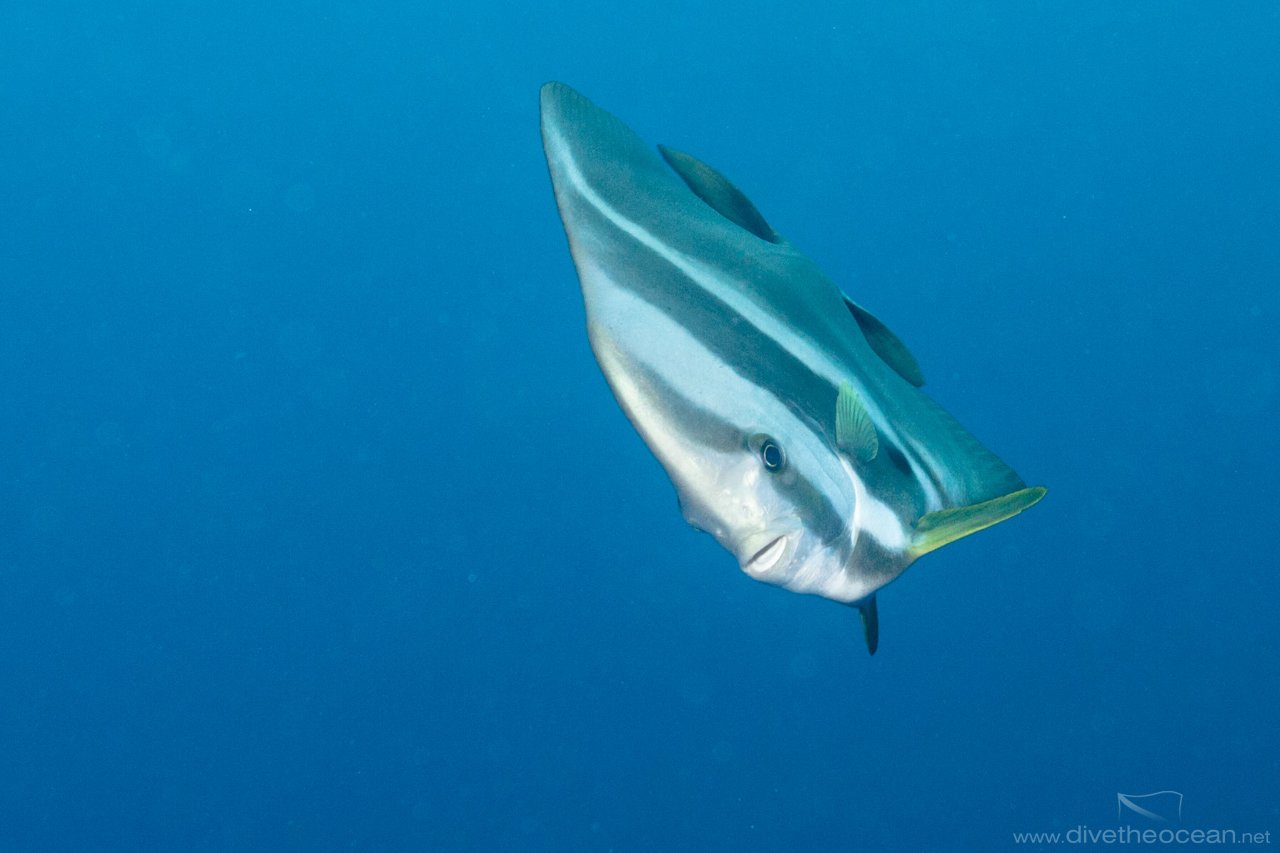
[539,82,1046,655]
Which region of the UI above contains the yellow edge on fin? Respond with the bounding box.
[909,486,1047,558]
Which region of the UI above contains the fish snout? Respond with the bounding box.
[739,526,801,581]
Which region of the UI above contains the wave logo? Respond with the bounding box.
[1117,791,1184,822]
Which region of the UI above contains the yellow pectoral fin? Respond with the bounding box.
[836,382,878,463]
[909,486,1047,558]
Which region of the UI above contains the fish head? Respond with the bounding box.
[597,341,868,601]
[678,417,859,597]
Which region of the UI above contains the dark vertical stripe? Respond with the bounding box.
[619,353,851,550]
[577,198,930,529]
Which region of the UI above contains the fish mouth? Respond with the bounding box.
[744,535,789,575]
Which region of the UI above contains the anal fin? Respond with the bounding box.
[657,145,782,244]
[843,296,926,387]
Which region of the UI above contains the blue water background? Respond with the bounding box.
[2,1,1277,849]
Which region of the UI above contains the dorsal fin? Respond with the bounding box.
[657,145,782,244]
[843,296,926,387]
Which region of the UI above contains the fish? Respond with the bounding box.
[539,82,1045,654]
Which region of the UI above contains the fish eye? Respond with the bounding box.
[760,439,785,472]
